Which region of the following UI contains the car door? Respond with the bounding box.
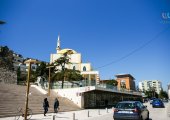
[137,102,148,119]
[136,102,146,119]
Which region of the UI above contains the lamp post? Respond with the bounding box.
[24,59,38,120]
[46,65,54,96]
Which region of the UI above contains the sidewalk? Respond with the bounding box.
[0,108,113,120]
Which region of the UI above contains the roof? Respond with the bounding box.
[115,74,135,80]
[58,48,77,54]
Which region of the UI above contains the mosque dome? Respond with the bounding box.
[58,48,77,54]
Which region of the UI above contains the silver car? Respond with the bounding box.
[113,101,149,120]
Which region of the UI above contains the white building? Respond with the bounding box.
[13,53,24,71]
[139,80,162,94]
[25,58,40,72]
[168,84,170,99]
[50,35,100,84]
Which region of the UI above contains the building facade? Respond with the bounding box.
[138,80,162,94]
[13,53,24,71]
[13,53,45,73]
[115,74,136,91]
[50,35,100,84]
[168,84,170,99]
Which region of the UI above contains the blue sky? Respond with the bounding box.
[0,0,170,90]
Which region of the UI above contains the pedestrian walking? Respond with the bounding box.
[43,98,49,116]
[54,98,59,113]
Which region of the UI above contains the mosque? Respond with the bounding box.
[50,35,100,85]
[48,36,142,108]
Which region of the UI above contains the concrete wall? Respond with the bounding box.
[53,86,95,108]
[0,68,17,84]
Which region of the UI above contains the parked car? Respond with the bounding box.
[162,98,168,103]
[152,99,165,108]
[113,101,149,120]
[149,97,156,104]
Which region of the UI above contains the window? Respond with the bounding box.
[83,66,86,71]
[32,66,35,69]
[136,102,144,109]
[116,103,136,109]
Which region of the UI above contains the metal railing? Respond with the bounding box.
[38,80,141,96]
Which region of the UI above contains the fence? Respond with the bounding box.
[36,80,141,96]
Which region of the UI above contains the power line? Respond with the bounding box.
[95,27,170,70]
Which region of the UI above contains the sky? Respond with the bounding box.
[0,0,170,90]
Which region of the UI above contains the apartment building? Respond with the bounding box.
[13,53,26,72]
[139,80,162,94]
[168,84,170,99]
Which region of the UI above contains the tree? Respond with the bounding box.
[17,67,21,84]
[54,52,71,71]
[144,90,158,98]
[64,69,83,81]
[53,50,73,88]
[144,91,152,98]
[51,69,83,87]
[106,79,118,86]
[0,46,14,70]
[30,62,51,83]
[16,66,27,84]
[149,87,159,98]
[35,62,48,77]
[159,90,168,99]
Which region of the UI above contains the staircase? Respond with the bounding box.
[0,83,81,118]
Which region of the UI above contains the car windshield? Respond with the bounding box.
[150,98,156,100]
[116,102,136,109]
[153,99,161,103]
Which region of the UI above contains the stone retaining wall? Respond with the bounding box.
[0,67,17,84]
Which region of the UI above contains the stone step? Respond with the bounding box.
[0,83,81,118]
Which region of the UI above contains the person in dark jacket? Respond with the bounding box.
[54,98,59,113]
[43,98,49,116]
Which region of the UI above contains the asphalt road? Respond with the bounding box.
[1,102,169,120]
[86,102,170,120]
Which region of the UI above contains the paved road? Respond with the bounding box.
[147,102,170,120]
[0,108,113,120]
[87,102,170,120]
[1,102,170,120]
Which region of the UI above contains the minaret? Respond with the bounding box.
[56,34,61,53]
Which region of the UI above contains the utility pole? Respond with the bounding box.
[24,59,38,120]
[46,65,54,96]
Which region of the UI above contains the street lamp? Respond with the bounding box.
[24,59,38,120]
[46,65,54,96]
